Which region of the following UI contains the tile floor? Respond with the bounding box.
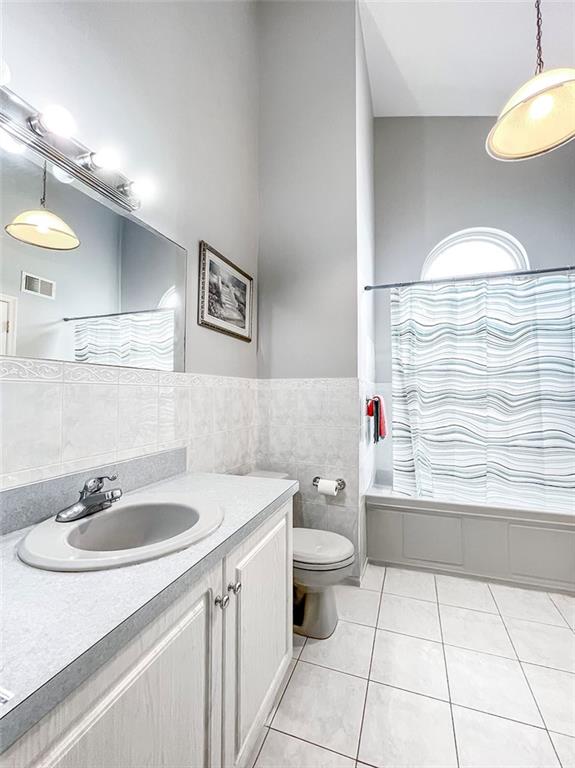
[253,566,575,768]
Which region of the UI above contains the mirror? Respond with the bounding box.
[0,144,186,371]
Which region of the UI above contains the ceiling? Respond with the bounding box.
[359,0,575,116]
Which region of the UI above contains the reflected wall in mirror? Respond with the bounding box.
[1,145,186,371]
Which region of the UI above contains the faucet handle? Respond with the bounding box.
[81,474,118,496]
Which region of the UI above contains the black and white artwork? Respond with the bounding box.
[197,241,253,342]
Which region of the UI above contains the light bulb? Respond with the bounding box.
[91,147,122,172]
[52,165,75,184]
[34,105,77,138]
[0,128,25,155]
[0,59,11,87]
[528,92,554,120]
[130,176,156,202]
[29,212,51,233]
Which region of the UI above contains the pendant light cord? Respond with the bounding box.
[535,0,544,74]
[40,162,47,208]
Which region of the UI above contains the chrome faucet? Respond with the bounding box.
[55,475,123,523]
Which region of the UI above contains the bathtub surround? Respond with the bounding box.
[367,490,575,592]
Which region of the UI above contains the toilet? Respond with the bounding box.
[246,470,356,640]
[292,528,355,639]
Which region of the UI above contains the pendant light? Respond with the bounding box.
[486,0,575,161]
[5,163,80,250]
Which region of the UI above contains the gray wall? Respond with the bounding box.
[4,1,259,377]
[257,0,359,379]
[374,116,575,289]
[355,11,375,385]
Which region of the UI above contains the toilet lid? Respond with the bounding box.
[293,528,355,566]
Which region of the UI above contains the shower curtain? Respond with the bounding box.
[390,273,575,512]
[74,309,175,371]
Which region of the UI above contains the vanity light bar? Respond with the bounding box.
[0,87,140,212]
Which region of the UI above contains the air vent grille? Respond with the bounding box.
[21,272,56,300]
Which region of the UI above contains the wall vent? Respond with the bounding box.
[21,272,56,300]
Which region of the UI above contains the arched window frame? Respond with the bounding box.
[158,285,179,310]
[421,227,530,281]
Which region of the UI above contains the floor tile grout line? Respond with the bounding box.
[343,583,571,630]
[382,588,437,605]
[275,572,572,767]
[267,725,357,763]
[296,657,373,683]
[333,616,574,676]
[442,645,575,675]
[542,591,573,629]
[549,727,575,740]
[384,580,573,628]
[546,593,575,635]
[438,600,519,663]
[364,680,554,732]
[435,574,461,768]
[268,653,300,730]
[354,566,386,764]
[250,726,270,768]
[486,582,563,766]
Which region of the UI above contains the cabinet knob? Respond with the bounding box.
[227,581,242,595]
[215,594,230,609]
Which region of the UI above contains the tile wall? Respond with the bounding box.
[0,358,258,490]
[0,358,370,576]
[255,377,365,577]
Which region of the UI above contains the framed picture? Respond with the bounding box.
[197,241,253,342]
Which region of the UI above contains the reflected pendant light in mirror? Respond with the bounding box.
[487,0,575,160]
[5,162,80,250]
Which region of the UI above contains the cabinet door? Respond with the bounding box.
[1,566,223,768]
[223,502,293,768]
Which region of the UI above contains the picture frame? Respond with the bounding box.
[197,241,253,343]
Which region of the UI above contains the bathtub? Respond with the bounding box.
[366,486,575,593]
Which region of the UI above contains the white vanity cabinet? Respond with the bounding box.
[1,501,293,768]
[223,505,293,768]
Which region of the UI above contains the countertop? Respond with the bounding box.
[0,472,298,751]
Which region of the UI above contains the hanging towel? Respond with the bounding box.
[367,397,387,443]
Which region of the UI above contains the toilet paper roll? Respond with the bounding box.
[317,478,339,496]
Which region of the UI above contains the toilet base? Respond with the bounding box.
[293,583,338,639]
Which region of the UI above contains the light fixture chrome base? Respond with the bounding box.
[1,87,140,211]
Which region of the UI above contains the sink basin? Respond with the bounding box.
[18,492,224,571]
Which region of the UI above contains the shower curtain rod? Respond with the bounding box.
[364,264,575,292]
[63,308,172,322]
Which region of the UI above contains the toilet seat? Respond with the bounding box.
[293,528,355,572]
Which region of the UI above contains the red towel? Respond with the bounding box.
[372,396,386,440]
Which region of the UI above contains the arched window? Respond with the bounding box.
[421,227,529,281]
[158,285,179,310]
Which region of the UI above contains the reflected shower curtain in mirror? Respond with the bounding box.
[391,274,575,512]
[73,309,175,371]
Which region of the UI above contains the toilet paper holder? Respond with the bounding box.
[312,477,346,492]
